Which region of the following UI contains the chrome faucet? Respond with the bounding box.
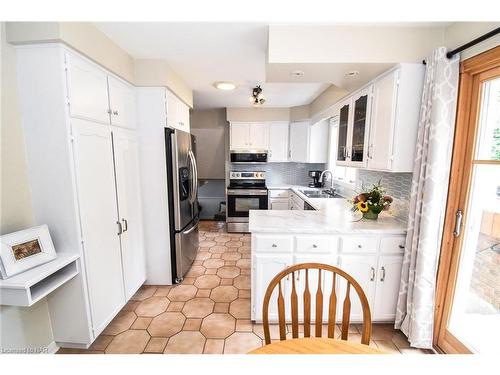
[320,170,336,195]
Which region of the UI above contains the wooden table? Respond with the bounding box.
[249,338,384,354]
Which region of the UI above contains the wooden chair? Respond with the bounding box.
[262,263,372,345]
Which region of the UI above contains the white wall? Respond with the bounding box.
[190,109,227,179]
[268,24,445,64]
[226,107,290,122]
[444,22,500,60]
[0,22,55,352]
[5,22,193,107]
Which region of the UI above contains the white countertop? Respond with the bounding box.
[249,185,406,234]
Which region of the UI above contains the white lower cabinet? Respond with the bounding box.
[251,232,405,323]
[373,255,404,321]
[253,253,293,321]
[337,255,377,322]
[293,253,337,322]
[112,128,147,300]
[270,199,289,210]
[71,119,126,335]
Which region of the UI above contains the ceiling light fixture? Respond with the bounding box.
[214,81,236,90]
[345,70,360,77]
[249,85,266,106]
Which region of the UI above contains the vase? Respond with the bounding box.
[362,210,379,220]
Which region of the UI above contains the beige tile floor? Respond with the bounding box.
[58,221,432,355]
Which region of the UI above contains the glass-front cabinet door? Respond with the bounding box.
[349,87,371,166]
[337,99,351,164]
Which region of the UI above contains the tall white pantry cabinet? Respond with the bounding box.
[16,44,146,348]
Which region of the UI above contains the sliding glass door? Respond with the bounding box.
[435,46,500,354]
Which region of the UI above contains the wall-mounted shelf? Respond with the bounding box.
[0,253,80,307]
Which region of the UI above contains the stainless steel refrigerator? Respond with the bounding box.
[165,128,199,283]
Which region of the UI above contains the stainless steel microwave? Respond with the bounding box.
[230,150,268,163]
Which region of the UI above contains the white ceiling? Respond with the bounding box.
[94,22,330,109]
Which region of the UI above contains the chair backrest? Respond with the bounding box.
[262,262,372,345]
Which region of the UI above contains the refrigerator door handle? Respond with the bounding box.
[183,217,199,234]
[188,150,198,204]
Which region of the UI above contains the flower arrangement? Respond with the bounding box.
[350,180,393,220]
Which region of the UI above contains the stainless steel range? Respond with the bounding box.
[226,171,268,233]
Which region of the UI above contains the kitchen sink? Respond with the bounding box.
[299,189,342,199]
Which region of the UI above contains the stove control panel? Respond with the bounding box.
[230,171,266,180]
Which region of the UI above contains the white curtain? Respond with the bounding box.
[395,47,459,348]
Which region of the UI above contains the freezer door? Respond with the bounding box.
[175,217,200,280]
[172,130,196,230]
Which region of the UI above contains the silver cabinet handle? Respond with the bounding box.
[312,244,317,248]
[370,267,375,281]
[113,110,118,116]
[272,244,277,248]
[117,221,123,236]
[398,244,405,249]
[122,218,128,232]
[453,209,463,237]
[367,144,373,159]
[357,244,362,248]
[380,266,386,282]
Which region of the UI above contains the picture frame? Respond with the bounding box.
[0,224,57,279]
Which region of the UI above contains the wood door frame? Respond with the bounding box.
[434,46,500,353]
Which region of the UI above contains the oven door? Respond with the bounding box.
[227,189,268,219]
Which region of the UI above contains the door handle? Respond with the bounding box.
[122,218,128,232]
[117,221,123,236]
[183,218,199,234]
[453,209,463,237]
[370,267,375,281]
[380,266,386,282]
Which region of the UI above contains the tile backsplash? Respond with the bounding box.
[229,163,326,186]
[333,169,413,224]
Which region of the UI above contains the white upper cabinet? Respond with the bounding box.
[289,121,310,162]
[268,122,289,162]
[230,122,250,150]
[367,70,398,170]
[332,64,424,172]
[348,87,372,167]
[249,123,269,150]
[309,119,329,163]
[108,76,137,129]
[66,53,110,124]
[367,65,424,172]
[230,122,269,150]
[166,90,190,132]
[336,87,372,167]
[289,120,329,163]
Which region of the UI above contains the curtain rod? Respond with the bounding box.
[422,26,500,65]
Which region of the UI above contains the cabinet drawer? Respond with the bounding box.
[295,235,339,253]
[341,236,378,253]
[380,235,406,254]
[269,189,289,198]
[253,234,293,253]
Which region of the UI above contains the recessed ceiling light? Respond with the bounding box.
[290,70,305,77]
[345,70,360,77]
[213,81,236,90]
